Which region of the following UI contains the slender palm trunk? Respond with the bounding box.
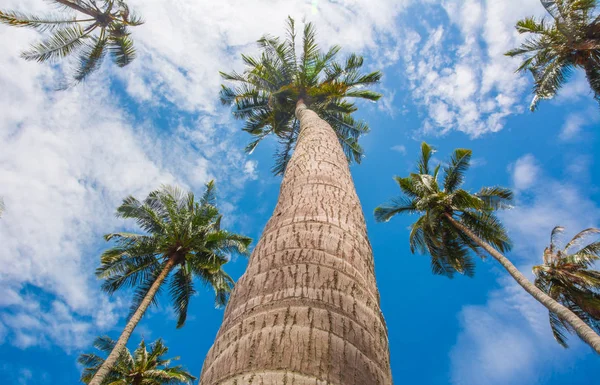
[89,258,177,385]
[54,0,97,17]
[199,101,392,384]
[445,214,600,354]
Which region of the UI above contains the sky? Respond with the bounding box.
[0,0,599,384]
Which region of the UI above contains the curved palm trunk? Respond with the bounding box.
[89,258,176,385]
[445,214,600,354]
[199,101,393,384]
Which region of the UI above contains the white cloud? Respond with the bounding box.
[450,155,600,385]
[391,145,407,154]
[559,109,600,141]
[403,0,543,137]
[511,154,539,191]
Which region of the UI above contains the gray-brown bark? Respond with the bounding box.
[445,214,600,354]
[199,102,393,384]
[89,258,177,385]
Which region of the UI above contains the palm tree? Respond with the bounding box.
[0,0,143,86]
[200,18,392,385]
[0,197,4,218]
[505,0,600,110]
[89,182,251,385]
[79,336,195,384]
[534,226,600,347]
[375,142,600,354]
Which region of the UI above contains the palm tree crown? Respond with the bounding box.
[506,0,600,110]
[0,0,143,86]
[534,226,600,347]
[79,336,196,384]
[375,142,513,278]
[97,182,251,328]
[220,16,383,175]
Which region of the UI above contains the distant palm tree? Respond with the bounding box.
[79,336,195,385]
[534,226,600,347]
[0,197,4,218]
[0,0,143,86]
[89,182,251,385]
[506,0,600,110]
[375,142,600,354]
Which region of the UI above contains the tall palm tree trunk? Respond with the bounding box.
[445,214,600,354]
[199,101,393,385]
[89,258,177,385]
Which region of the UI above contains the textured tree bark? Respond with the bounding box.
[446,214,600,354]
[199,101,393,385]
[89,258,177,385]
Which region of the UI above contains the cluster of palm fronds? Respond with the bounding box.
[220,17,382,175]
[79,337,196,384]
[534,227,600,347]
[507,0,600,109]
[0,0,143,86]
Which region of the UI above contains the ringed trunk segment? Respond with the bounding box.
[88,258,177,385]
[445,214,600,354]
[199,103,392,384]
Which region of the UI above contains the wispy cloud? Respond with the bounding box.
[401,0,544,137]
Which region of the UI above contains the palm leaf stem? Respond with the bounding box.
[54,0,98,17]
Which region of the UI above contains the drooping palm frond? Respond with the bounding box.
[506,0,600,109]
[0,0,143,86]
[533,226,600,347]
[375,142,513,279]
[220,16,382,175]
[80,337,196,384]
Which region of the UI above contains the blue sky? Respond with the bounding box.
[0,0,599,384]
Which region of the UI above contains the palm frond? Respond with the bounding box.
[73,35,107,83]
[21,25,88,62]
[443,148,472,192]
[0,10,84,32]
[550,226,565,252]
[169,267,196,328]
[564,228,600,252]
[108,25,136,67]
[374,196,417,222]
[418,142,435,175]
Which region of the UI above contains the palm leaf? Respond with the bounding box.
[21,25,88,62]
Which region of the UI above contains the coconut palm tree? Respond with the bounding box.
[375,142,600,354]
[0,0,143,86]
[505,0,600,110]
[200,17,392,385]
[79,336,195,384]
[89,182,251,385]
[534,226,600,347]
